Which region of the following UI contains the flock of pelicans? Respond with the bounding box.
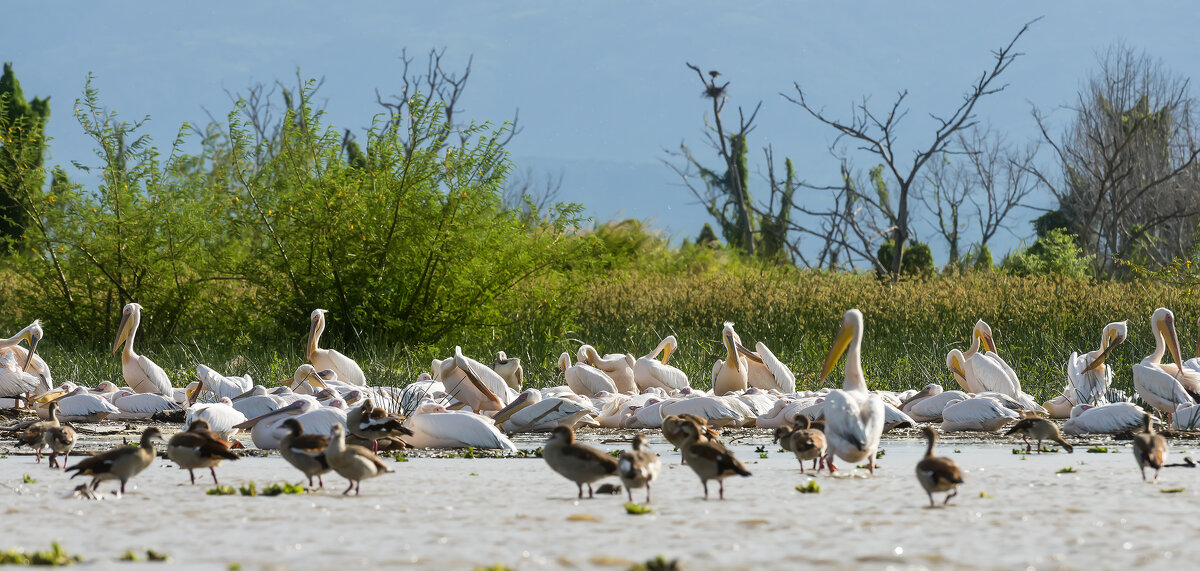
[0,302,1195,504]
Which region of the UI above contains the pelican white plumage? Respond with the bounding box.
[711,322,748,395]
[558,352,617,397]
[109,390,181,419]
[186,398,248,442]
[1045,321,1128,418]
[1184,316,1200,377]
[492,389,599,432]
[634,336,689,392]
[43,387,119,423]
[438,346,511,412]
[1133,308,1196,418]
[307,309,366,386]
[194,364,253,400]
[1063,402,1151,435]
[900,385,969,423]
[818,309,885,474]
[0,348,40,401]
[234,399,346,450]
[659,395,745,428]
[403,399,517,450]
[947,321,1012,394]
[229,385,285,419]
[0,320,51,394]
[578,345,637,393]
[398,374,446,414]
[940,397,1020,432]
[490,351,523,392]
[736,341,796,393]
[112,303,172,395]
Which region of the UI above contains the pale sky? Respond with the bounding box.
[8,1,1199,260]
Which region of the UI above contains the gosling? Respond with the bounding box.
[167,419,240,485]
[326,423,393,495]
[44,424,77,469]
[543,425,618,499]
[16,400,64,465]
[65,427,164,493]
[662,414,721,465]
[775,415,827,473]
[678,418,750,500]
[618,433,662,503]
[1133,413,1167,482]
[279,418,332,488]
[1006,416,1073,453]
[915,426,964,507]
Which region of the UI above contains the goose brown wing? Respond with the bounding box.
[563,443,619,474]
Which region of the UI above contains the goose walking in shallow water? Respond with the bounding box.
[1133,412,1167,482]
[542,425,618,499]
[325,423,393,495]
[65,427,164,493]
[915,426,964,507]
[618,433,661,503]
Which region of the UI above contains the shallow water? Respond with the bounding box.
[2,431,1198,569]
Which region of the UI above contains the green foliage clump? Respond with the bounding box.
[877,240,935,277]
[1002,228,1093,278]
[0,62,51,248]
[0,542,83,566]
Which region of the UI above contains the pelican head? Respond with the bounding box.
[577,345,594,365]
[557,352,572,372]
[289,364,323,389]
[974,320,996,353]
[820,309,863,382]
[1152,307,1184,368]
[493,388,539,425]
[112,303,143,355]
[903,383,943,408]
[1083,321,1128,372]
[946,349,967,383]
[20,320,43,370]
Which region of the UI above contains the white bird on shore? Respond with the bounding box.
[1045,321,1128,418]
[1062,402,1149,435]
[900,384,968,423]
[0,320,51,394]
[736,340,796,393]
[186,397,248,442]
[939,396,1020,432]
[559,352,617,397]
[0,347,40,401]
[634,335,688,392]
[578,345,637,393]
[42,386,120,423]
[112,303,172,395]
[1133,308,1196,419]
[307,309,366,386]
[438,346,512,412]
[402,399,517,450]
[492,388,599,432]
[108,390,181,419]
[819,309,885,474]
[711,322,748,395]
[194,364,253,400]
[490,351,524,392]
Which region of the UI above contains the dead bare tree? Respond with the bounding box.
[1029,43,1200,276]
[503,166,564,222]
[784,19,1036,281]
[960,126,1040,249]
[664,63,762,255]
[375,47,521,153]
[920,152,972,267]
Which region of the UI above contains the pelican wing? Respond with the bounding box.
[1133,362,1194,414]
[752,341,795,393]
[882,402,916,431]
[113,393,180,417]
[1064,351,1112,406]
[566,363,617,397]
[129,355,173,395]
[404,409,517,450]
[1062,402,1146,435]
[660,396,743,427]
[823,389,884,463]
[941,398,1019,432]
[637,360,690,392]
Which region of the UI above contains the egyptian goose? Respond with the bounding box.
[346,398,412,453]
[542,425,618,499]
[1006,415,1074,453]
[915,426,964,507]
[325,423,393,495]
[677,418,750,499]
[65,427,164,493]
[279,418,331,488]
[167,419,240,485]
[1133,412,1168,482]
[618,433,661,503]
[16,400,63,464]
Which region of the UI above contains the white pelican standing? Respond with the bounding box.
[307,309,366,386]
[0,320,51,394]
[1133,308,1196,420]
[634,335,689,392]
[1044,321,1127,418]
[578,345,637,393]
[558,352,617,397]
[736,340,796,393]
[0,347,40,402]
[112,303,172,395]
[710,322,748,395]
[818,309,884,474]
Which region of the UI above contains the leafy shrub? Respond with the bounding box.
[877,240,935,277]
[1002,228,1093,278]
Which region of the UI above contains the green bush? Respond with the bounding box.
[1002,228,1093,278]
[877,240,935,277]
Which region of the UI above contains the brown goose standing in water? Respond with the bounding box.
[915,426,964,507]
[325,423,393,495]
[16,400,63,465]
[279,418,332,488]
[166,419,240,485]
[678,418,750,500]
[65,427,164,493]
[542,425,618,499]
[618,433,661,503]
[1006,416,1074,453]
[1133,412,1167,482]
